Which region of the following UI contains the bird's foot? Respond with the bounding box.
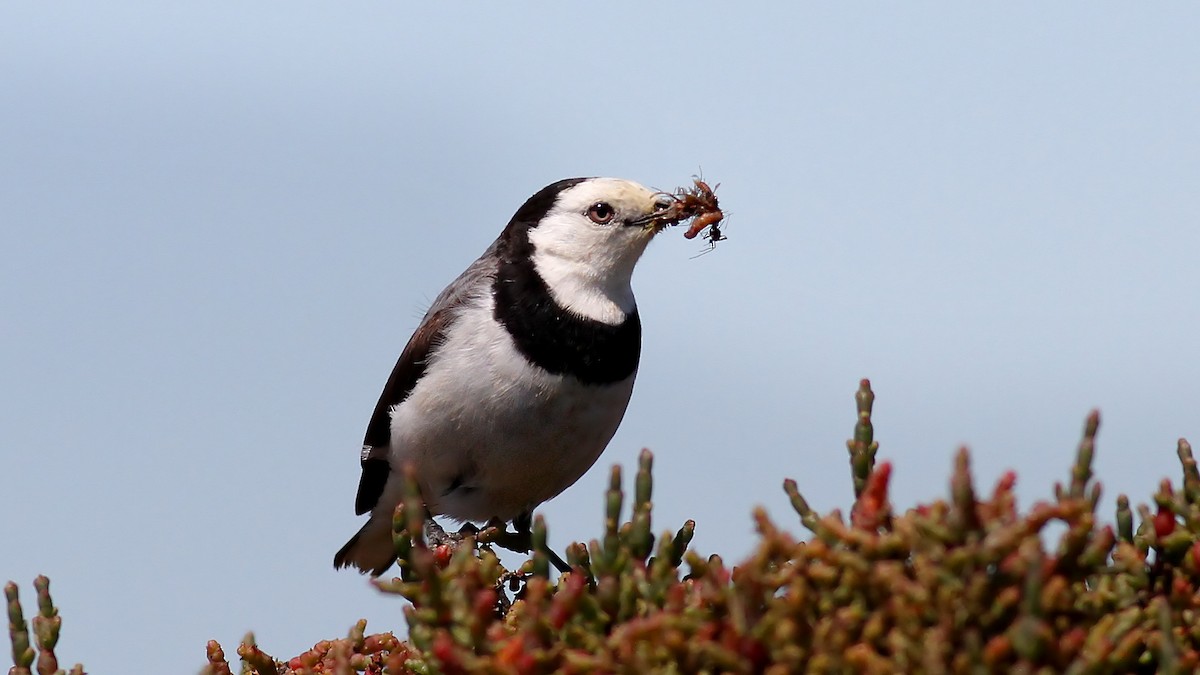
[477,516,570,573]
[476,517,528,552]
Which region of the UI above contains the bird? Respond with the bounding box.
[334,177,679,575]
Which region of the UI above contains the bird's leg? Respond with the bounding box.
[478,517,526,551]
[479,512,570,573]
[511,511,533,546]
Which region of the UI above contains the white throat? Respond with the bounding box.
[528,239,640,325]
[522,177,660,326]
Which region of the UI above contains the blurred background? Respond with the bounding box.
[2,3,1197,671]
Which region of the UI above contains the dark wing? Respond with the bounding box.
[354,307,454,514]
[353,247,499,515]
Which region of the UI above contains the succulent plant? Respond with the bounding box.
[11,380,1200,673]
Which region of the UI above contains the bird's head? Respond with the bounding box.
[519,177,673,264]
[501,177,677,324]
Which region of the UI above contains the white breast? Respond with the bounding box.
[385,291,636,522]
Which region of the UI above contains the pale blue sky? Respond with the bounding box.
[2,3,1198,672]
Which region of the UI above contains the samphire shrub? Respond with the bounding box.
[9,380,1200,674]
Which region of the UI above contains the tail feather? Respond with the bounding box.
[333,516,396,576]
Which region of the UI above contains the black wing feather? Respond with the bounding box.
[354,307,455,515]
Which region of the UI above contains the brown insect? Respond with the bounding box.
[672,179,725,241]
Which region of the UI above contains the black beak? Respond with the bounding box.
[627,194,679,228]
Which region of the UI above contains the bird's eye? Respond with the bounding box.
[587,202,616,224]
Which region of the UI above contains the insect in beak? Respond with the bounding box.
[652,178,726,245]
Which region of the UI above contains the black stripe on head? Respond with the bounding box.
[506,177,590,229]
[492,178,641,385]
